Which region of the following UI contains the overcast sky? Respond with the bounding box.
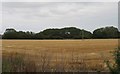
[1,2,118,34]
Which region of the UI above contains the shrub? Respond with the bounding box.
[106,48,120,74]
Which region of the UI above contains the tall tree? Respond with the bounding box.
[3,29,18,39]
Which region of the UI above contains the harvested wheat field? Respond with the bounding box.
[2,39,119,72]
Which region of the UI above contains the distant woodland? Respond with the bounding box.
[1,26,120,39]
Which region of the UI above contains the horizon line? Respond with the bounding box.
[1,25,118,35]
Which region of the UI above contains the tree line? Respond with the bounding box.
[2,26,120,39]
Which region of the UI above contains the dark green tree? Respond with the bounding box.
[2,26,119,39]
[2,29,18,39]
[93,26,119,39]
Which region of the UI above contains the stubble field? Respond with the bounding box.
[2,39,118,72]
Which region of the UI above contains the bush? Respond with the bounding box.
[106,48,120,74]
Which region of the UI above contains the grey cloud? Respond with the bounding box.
[2,0,119,2]
[2,2,106,18]
[1,2,118,34]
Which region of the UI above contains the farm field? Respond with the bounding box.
[2,39,119,72]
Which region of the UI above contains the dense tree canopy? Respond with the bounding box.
[0,34,2,39]
[93,26,119,38]
[3,29,35,39]
[2,26,120,39]
[3,29,18,39]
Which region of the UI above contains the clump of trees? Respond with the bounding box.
[2,26,120,39]
[3,29,35,39]
[93,26,119,39]
[0,34,2,39]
